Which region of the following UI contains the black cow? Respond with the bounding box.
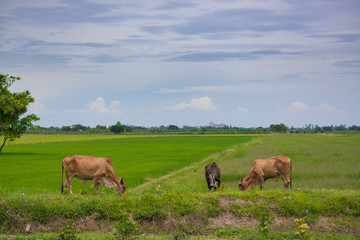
[205,162,221,191]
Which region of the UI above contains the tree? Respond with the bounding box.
[96,125,107,130]
[270,123,288,134]
[71,124,89,132]
[61,126,71,132]
[168,125,180,130]
[0,74,39,153]
[110,121,125,134]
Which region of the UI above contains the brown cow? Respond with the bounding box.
[238,155,292,191]
[61,155,126,195]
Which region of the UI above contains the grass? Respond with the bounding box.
[4,231,360,240]
[1,133,360,239]
[135,134,360,193]
[220,134,360,191]
[5,134,125,145]
[0,190,359,237]
[0,135,253,193]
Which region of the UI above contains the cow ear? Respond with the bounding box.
[120,177,124,183]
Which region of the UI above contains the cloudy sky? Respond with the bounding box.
[1,0,359,128]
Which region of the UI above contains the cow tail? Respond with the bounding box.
[61,162,64,194]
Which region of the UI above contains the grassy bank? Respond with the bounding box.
[0,190,359,239]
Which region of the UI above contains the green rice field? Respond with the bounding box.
[1,134,359,194]
[0,135,253,193]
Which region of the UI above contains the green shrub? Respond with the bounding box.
[0,204,8,226]
[57,220,78,240]
[162,192,197,217]
[133,193,166,220]
[204,195,220,217]
[228,202,245,217]
[254,204,274,235]
[113,215,138,239]
[172,232,188,240]
[215,227,244,237]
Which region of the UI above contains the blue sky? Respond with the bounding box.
[1,0,359,128]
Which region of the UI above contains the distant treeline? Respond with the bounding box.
[27,122,360,134]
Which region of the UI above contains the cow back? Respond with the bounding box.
[274,155,292,175]
[63,155,118,181]
[205,162,220,177]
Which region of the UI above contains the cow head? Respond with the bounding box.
[238,178,247,191]
[208,174,219,190]
[117,177,126,195]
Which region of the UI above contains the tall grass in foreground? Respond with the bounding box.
[0,190,359,237]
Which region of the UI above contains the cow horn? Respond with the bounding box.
[120,177,124,182]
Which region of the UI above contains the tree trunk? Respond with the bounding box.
[0,137,8,154]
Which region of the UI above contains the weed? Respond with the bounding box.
[155,184,161,195]
[305,213,317,224]
[294,218,310,239]
[133,193,166,220]
[113,215,138,240]
[57,220,78,240]
[172,232,187,240]
[0,205,8,226]
[228,202,246,217]
[254,204,274,236]
[214,227,244,237]
[205,196,220,217]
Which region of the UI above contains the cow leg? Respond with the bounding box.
[66,176,73,194]
[275,176,279,182]
[92,176,100,195]
[259,176,265,191]
[282,175,290,190]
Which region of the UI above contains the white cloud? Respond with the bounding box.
[318,103,339,113]
[86,97,109,113]
[233,106,249,114]
[284,101,312,114]
[74,97,121,114]
[284,101,344,114]
[109,100,122,113]
[165,96,217,111]
[28,99,57,115]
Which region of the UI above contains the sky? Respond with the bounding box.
[0,0,359,128]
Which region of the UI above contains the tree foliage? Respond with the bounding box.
[0,74,39,153]
[168,125,180,130]
[270,123,288,133]
[110,121,125,134]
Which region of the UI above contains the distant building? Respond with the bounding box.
[209,122,225,128]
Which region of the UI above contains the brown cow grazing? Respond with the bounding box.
[205,162,221,191]
[61,155,126,195]
[238,155,292,191]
